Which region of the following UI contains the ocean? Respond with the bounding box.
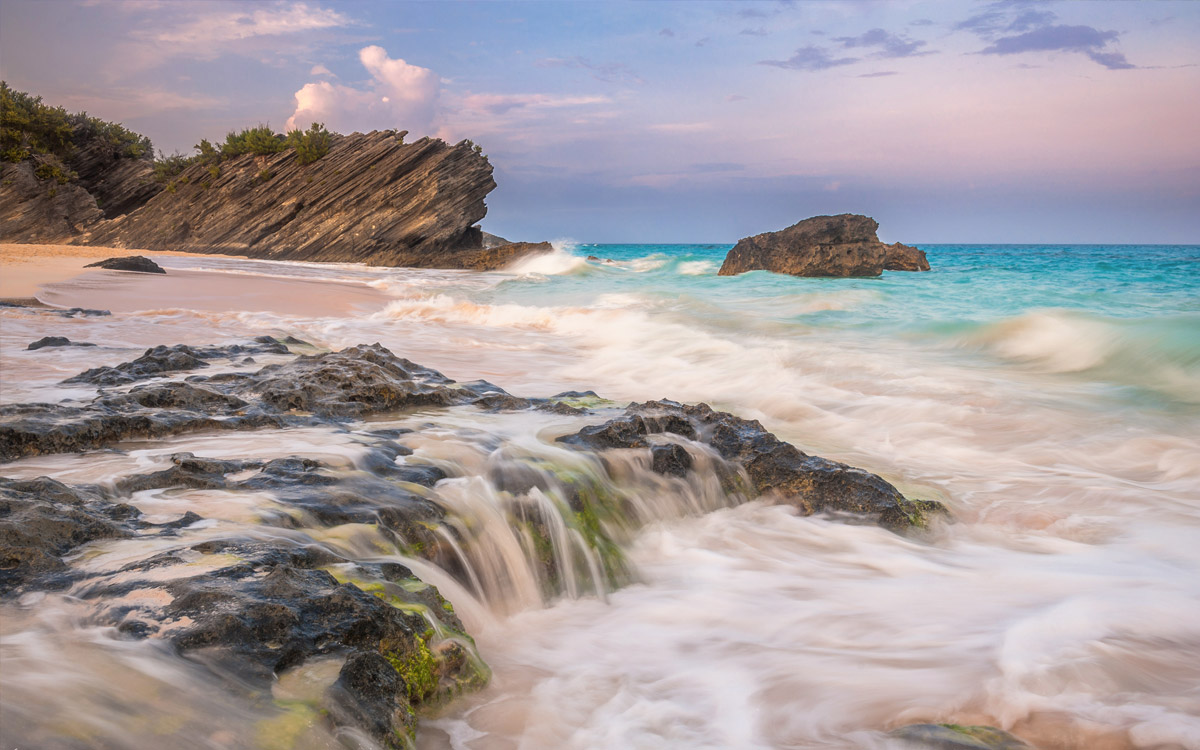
[2,243,1198,749]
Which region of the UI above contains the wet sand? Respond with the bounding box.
[1,243,389,316]
[0,243,238,299]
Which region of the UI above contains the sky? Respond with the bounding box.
[1,0,1197,244]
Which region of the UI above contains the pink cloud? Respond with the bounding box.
[287,46,439,133]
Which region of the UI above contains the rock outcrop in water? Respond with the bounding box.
[558,399,947,532]
[80,131,509,269]
[718,214,929,277]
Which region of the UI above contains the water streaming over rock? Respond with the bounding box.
[2,243,1198,749]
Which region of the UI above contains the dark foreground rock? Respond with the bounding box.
[559,399,947,533]
[83,255,166,273]
[0,342,579,461]
[0,478,136,594]
[2,439,486,746]
[0,300,110,317]
[891,724,1035,749]
[27,336,96,350]
[718,214,929,277]
[64,339,289,386]
[0,340,963,745]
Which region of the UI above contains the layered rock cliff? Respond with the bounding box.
[82,131,499,267]
[718,214,929,277]
[0,158,104,243]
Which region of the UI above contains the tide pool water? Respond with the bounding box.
[1,243,1198,749]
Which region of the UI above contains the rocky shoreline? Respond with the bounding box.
[1,334,949,747]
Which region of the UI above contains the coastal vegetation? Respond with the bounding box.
[156,122,334,184]
[1,81,152,165]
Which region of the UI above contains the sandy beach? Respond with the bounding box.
[0,243,389,316]
[0,243,244,300]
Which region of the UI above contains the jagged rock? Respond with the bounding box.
[88,537,485,747]
[0,158,103,242]
[651,443,693,477]
[113,452,257,494]
[27,336,96,350]
[885,242,931,272]
[66,122,161,218]
[0,381,279,460]
[890,724,1035,749]
[718,214,930,277]
[1,301,111,317]
[0,477,138,594]
[247,343,468,417]
[464,241,555,271]
[558,400,947,533]
[480,230,511,248]
[80,132,523,269]
[1,342,489,460]
[326,651,417,747]
[64,340,288,386]
[84,255,166,274]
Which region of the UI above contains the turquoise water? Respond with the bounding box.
[486,244,1200,409]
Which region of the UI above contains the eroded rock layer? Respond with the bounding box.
[81,131,501,268]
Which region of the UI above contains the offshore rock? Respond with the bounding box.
[559,400,947,533]
[885,242,931,272]
[81,131,510,269]
[718,213,929,277]
[891,724,1035,749]
[84,255,166,273]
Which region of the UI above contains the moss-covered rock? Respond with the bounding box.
[890,723,1036,749]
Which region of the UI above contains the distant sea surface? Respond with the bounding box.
[2,242,1198,749]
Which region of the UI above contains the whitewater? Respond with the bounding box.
[2,242,1198,750]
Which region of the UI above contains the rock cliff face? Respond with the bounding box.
[68,125,161,219]
[82,131,500,268]
[718,214,929,277]
[0,158,103,243]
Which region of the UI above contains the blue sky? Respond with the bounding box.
[1,0,1197,243]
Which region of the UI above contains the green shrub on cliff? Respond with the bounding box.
[69,114,152,160]
[1,82,152,164]
[285,122,331,165]
[221,125,286,158]
[34,161,72,184]
[153,151,192,183]
[1,82,74,162]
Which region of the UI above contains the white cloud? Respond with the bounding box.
[287,46,440,133]
[309,63,335,77]
[460,93,610,115]
[151,3,350,45]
